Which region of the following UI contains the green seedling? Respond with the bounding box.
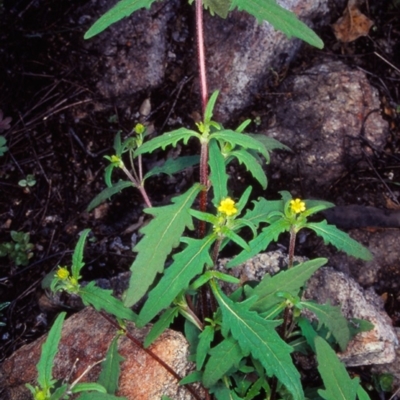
[0,135,7,156]
[18,174,36,188]
[0,230,34,266]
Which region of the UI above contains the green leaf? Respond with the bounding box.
[71,383,107,393]
[241,197,284,227]
[210,130,269,160]
[297,317,318,352]
[315,336,359,400]
[230,0,323,49]
[87,181,134,211]
[134,128,201,156]
[98,336,125,394]
[248,258,327,313]
[179,371,203,385]
[306,220,373,261]
[37,312,66,390]
[227,218,290,267]
[144,307,179,347]
[80,282,137,321]
[77,393,127,400]
[203,335,244,387]
[357,385,372,400]
[84,0,157,39]
[205,90,220,123]
[137,235,215,326]
[300,300,350,352]
[203,0,232,18]
[211,281,303,400]
[144,155,199,180]
[124,184,202,307]
[71,229,91,280]
[209,139,228,206]
[246,134,291,162]
[230,149,267,189]
[196,325,215,370]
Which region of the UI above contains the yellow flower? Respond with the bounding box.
[56,267,69,281]
[218,197,238,216]
[290,198,306,214]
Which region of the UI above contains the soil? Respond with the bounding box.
[0,0,399,395]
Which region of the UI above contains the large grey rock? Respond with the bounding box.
[205,0,345,121]
[0,307,199,400]
[265,60,389,196]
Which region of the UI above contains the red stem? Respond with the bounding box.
[196,0,208,115]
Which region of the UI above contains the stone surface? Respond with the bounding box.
[73,0,181,102]
[0,307,198,400]
[204,0,346,122]
[304,267,398,366]
[265,60,389,197]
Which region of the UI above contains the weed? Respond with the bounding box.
[0,231,34,266]
[37,0,378,398]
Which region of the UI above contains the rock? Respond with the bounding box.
[304,267,398,366]
[266,60,389,196]
[0,307,199,400]
[205,0,346,122]
[371,328,400,389]
[72,0,181,102]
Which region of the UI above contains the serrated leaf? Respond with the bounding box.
[315,336,359,400]
[230,0,323,49]
[135,128,201,156]
[137,235,215,326]
[203,335,244,387]
[71,229,91,279]
[306,220,373,261]
[84,0,157,39]
[144,307,179,347]
[37,312,66,390]
[246,134,291,163]
[356,385,371,400]
[197,325,215,370]
[80,282,137,321]
[227,218,289,267]
[241,197,284,228]
[144,155,199,180]
[211,282,303,400]
[297,317,318,352]
[300,300,350,351]
[248,258,327,313]
[77,393,127,400]
[204,0,232,18]
[209,139,228,206]
[124,184,202,307]
[230,149,267,189]
[87,181,134,211]
[210,130,269,160]
[98,336,124,394]
[71,382,107,393]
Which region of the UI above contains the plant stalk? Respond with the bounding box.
[288,226,297,268]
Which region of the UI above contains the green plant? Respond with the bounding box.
[0,301,10,326]
[42,0,377,399]
[0,135,7,156]
[18,174,36,188]
[0,231,34,266]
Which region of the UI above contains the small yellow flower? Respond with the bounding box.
[109,155,124,168]
[290,198,306,214]
[56,267,69,281]
[218,197,238,216]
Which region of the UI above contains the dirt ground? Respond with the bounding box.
[0,0,399,389]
